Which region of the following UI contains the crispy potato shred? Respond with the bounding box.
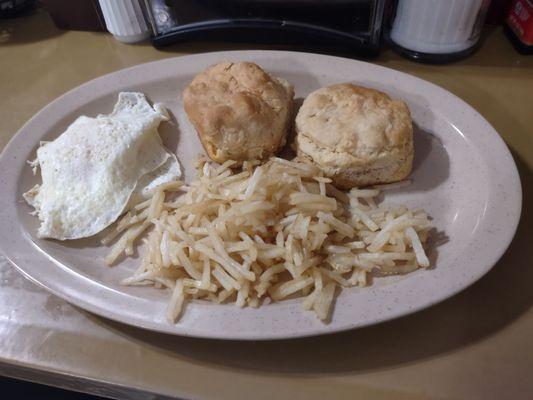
[104,157,431,323]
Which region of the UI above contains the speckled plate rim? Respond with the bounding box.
[0,51,522,340]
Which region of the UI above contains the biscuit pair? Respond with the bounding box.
[184,62,413,188]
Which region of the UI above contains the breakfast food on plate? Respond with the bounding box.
[23,69,433,324]
[294,83,413,189]
[183,61,294,164]
[23,92,181,240]
[105,157,430,323]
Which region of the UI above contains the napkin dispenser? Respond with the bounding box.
[144,0,387,56]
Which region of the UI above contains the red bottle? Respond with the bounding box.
[505,0,533,53]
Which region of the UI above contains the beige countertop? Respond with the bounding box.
[1,9,532,400]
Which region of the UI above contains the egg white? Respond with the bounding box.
[24,92,181,240]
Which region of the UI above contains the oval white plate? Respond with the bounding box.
[0,51,521,340]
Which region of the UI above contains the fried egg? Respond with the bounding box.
[23,92,181,240]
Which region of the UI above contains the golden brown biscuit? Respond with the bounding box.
[183,62,294,164]
[295,83,413,189]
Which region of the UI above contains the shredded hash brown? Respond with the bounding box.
[103,157,431,323]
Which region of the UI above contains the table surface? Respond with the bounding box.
[1,9,532,400]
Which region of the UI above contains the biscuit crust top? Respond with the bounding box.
[184,62,294,163]
[295,83,412,169]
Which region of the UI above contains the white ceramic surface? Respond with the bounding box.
[99,0,151,43]
[390,0,487,53]
[0,51,521,340]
